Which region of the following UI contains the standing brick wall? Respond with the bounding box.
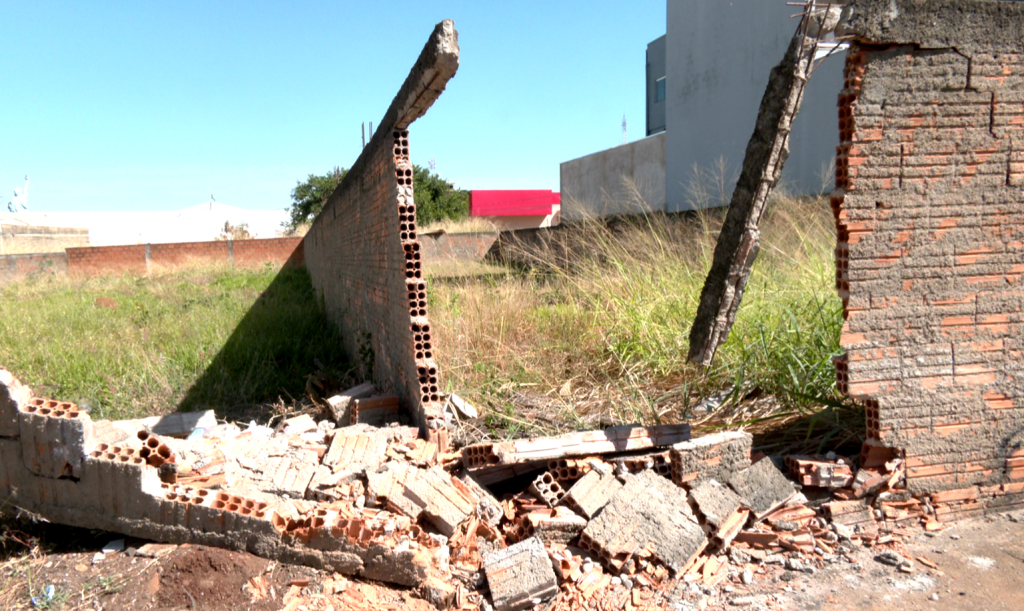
[0,253,68,285]
[67,244,149,275]
[304,21,459,432]
[835,0,1024,496]
[64,237,303,276]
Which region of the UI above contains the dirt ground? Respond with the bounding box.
[724,513,1024,611]
[0,513,1021,611]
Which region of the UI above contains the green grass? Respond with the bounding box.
[430,195,862,452]
[0,191,860,454]
[0,264,348,421]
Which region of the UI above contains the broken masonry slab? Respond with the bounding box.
[0,19,463,591]
[402,465,477,537]
[463,423,691,470]
[690,479,744,530]
[728,457,798,520]
[580,470,706,574]
[670,430,752,489]
[559,463,623,519]
[483,536,558,611]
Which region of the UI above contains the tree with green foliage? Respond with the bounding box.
[286,167,347,230]
[285,164,467,231]
[412,165,468,226]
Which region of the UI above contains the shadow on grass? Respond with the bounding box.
[177,265,350,421]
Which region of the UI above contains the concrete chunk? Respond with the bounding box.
[580,470,706,574]
[325,381,376,424]
[483,537,558,611]
[690,479,744,529]
[559,465,622,519]
[728,457,797,520]
[670,431,752,488]
[402,466,475,537]
[463,423,691,470]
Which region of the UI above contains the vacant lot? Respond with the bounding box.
[0,195,858,454]
[0,264,348,421]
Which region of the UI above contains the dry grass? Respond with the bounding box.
[430,190,861,453]
[419,216,498,235]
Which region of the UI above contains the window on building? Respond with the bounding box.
[655,77,666,103]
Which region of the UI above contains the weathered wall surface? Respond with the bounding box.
[304,21,459,431]
[560,132,666,221]
[419,232,498,262]
[0,252,68,285]
[65,238,304,275]
[664,0,844,209]
[835,0,1024,496]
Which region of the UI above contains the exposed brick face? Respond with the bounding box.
[302,21,459,431]
[835,37,1024,493]
[64,238,303,276]
[305,130,441,431]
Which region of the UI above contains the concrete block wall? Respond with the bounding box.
[304,20,459,432]
[835,0,1024,495]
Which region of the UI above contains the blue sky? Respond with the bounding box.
[0,2,665,212]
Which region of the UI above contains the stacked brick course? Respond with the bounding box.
[835,0,1024,496]
[65,237,303,274]
[304,20,459,431]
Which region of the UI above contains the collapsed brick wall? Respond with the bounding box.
[835,0,1024,495]
[304,21,459,432]
[65,237,304,275]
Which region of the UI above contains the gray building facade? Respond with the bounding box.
[646,35,667,136]
[662,0,844,211]
[562,0,845,217]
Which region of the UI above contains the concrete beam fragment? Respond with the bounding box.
[463,423,691,471]
[687,14,819,366]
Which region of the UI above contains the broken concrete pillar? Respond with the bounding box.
[483,536,558,611]
[687,14,820,366]
[579,470,706,574]
[669,430,752,488]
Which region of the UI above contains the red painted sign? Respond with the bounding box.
[469,190,561,217]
